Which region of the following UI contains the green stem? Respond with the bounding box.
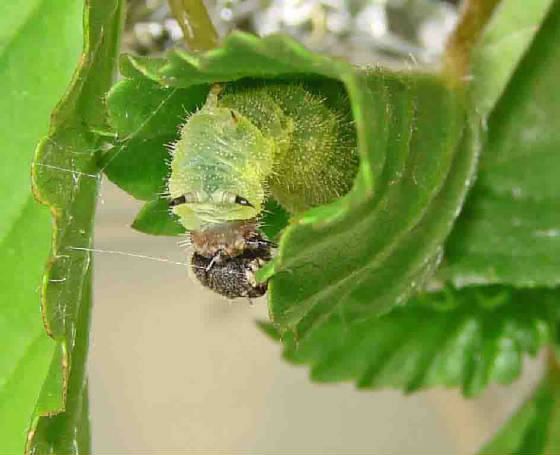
[168,0,220,52]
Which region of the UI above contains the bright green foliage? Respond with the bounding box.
[27,0,124,452]
[443,2,560,287]
[0,0,83,452]
[0,0,81,243]
[104,33,479,339]
[0,200,55,454]
[271,286,555,397]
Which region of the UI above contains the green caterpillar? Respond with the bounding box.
[168,82,358,298]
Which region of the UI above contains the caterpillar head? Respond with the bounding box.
[168,103,274,231]
[168,187,258,230]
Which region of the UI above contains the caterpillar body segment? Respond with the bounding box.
[168,87,275,231]
[219,83,359,213]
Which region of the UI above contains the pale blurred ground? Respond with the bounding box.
[89,179,544,453]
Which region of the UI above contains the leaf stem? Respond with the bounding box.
[167,0,219,52]
[548,345,560,383]
[444,0,501,83]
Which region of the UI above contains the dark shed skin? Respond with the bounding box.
[191,227,272,299]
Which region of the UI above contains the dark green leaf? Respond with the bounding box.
[444,1,560,287]
[105,33,479,338]
[132,198,186,236]
[103,79,208,200]
[28,0,124,452]
[268,73,477,337]
[260,199,290,241]
[273,286,556,397]
[0,0,84,451]
[104,136,173,200]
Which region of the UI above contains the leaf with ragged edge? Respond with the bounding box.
[268,286,556,397]
[0,0,84,452]
[28,0,124,452]
[443,1,560,287]
[104,33,479,338]
[479,361,560,454]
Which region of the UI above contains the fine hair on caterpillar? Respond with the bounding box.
[168,80,359,299]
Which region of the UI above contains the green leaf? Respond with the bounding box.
[28,0,124,452]
[260,199,290,241]
[0,0,79,243]
[0,0,84,451]
[102,78,208,200]
[268,74,477,337]
[469,0,555,117]
[0,199,55,454]
[272,286,556,397]
[479,360,560,454]
[105,33,479,338]
[444,2,560,288]
[132,198,186,236]
[29,279,92,455]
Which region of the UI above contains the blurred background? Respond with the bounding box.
[89,0,545,452]
[122,0,460,64]
[91,180,544,453]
